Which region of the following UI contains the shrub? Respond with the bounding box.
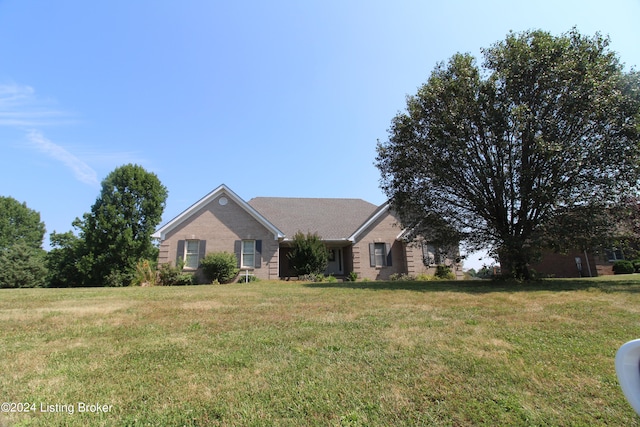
[174,273,195,286]
[132,259,158,286]
[613,260,635,275]
[390,273,415,281]
[200,252,239,284]
[299,273,325,282]
[104,270,132,287]
[237,272,259,283]
[287,231,328,276]
[326,274,337,283]
[158,262,194,286]
[346,271,358,282]
[435,265,456,280]
[632,259,640,273]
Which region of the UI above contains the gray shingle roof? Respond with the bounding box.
[247,197,380,240]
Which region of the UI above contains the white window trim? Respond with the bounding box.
[184,240,200,270]
[241,239,256,269]
[373,242,385,267]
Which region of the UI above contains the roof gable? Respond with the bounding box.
[152,184,284,241]
[348,203,400,242]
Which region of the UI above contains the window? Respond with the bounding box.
[241,240,255,268]
[422,243,440,266]
[369,243,392,267]
[185,240,200,269]
[374,243,385,267]
[176,240,206,270]
[606,248,624,262]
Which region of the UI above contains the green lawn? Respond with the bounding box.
[2,277,640,426]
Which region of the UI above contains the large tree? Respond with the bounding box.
[0,196,47,287]
[376,29,640,279]
[0,196,45,251]
[51,164,168,286]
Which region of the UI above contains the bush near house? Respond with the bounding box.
[435,264,456,280]
[613,260,636,275]
[200,252,239,284]
[132,259,158,286]
[287,231,328,277]
[157,262,194,286]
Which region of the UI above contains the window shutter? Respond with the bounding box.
[369,243,376,267]
[176,240,185,267]
[385,243,392,267]
[234,240,241,268]
[198,240,207,264]
[254,240,262,269]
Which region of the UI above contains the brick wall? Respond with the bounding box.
[159,192,279,281]
[353,210,406,280]
[530,250,601,278]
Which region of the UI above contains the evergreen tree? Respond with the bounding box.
[287,231,328,277]
[0,196,47,288]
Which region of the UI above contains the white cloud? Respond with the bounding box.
[0,83,34,105]
[0,83,97,186]
[2,82,148,186]
[0,83,71,126]
[26,130,99,187]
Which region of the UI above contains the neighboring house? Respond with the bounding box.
[152,184,462,282]
[529,247,626,278]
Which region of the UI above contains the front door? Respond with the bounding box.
[326,248,343,275]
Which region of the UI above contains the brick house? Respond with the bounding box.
[152,184,461,282]
[529,247,626,278]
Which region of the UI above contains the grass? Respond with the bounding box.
[1,276,640,426]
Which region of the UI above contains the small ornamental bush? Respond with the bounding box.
[237,272,259,283]
[200,252,239,284]
[613,260,635,275]
[132,259,158,286]
[158,262,194,286]
[435,265,456,280]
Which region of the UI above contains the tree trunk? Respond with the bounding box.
[498,245,531,280]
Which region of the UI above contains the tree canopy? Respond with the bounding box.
[376,29,640,279]
[0,196,45,250]
[0,196,47,288]
[49,164,168,286]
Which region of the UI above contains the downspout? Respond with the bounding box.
[584,250,593,278]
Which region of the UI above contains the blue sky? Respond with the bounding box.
[1,0,639,270]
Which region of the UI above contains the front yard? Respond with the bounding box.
[1,277,639,426]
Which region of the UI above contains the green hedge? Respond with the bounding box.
[613,260,635,275]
